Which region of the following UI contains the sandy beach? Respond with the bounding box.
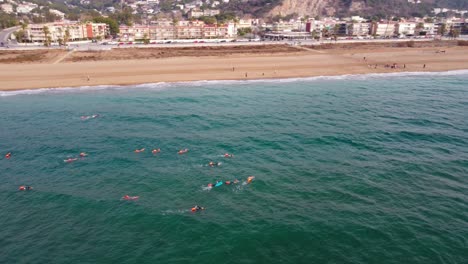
[0,43,467,91]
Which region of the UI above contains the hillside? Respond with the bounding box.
[221,0,468,18]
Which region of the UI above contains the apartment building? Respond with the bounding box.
[371,22,397,37]
[118,20,232,41]
[350,22,370,36]
[26,22,108,43]
[396,22,417,36]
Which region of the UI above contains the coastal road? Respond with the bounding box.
[3,35,466,51]
[0,26,20,46]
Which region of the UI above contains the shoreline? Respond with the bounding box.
[1,46,467,91]
[2,69,467,96]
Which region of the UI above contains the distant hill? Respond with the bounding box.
[221,0,468,18]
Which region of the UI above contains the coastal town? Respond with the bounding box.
[0,0,467,46]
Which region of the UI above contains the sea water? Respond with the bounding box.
[1,71,467,264]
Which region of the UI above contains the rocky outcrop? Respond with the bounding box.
[268,0,333,17]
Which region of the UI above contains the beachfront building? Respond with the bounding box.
[118,20,232,41]
[119,25,150,41]
[25,22,109,43]
[350,22,371,36]
[445,18,468,35]
[371,22,397,37]
[305,19,324,37]
[396,22,417,36]
[236,19,254,29]
[419,23,436,36]
[272,21,296,32]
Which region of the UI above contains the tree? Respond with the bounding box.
[199,16,216,25]
[0,11,18,29]
[237,27,252,37]
[415,22,424,35]
[333,24,341,36]
[143,33,150,44]
[111,7,134,26]
[311,29,319,40]
[64,28,70,45]
[424,17,434,23]
[438,23,447,36]
[43,26,51,47]
[449,27,460,39]
[14,30,26,43]
[20,22,27,31]
[347,23,354,36]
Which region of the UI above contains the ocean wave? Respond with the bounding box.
[1,69,467,97]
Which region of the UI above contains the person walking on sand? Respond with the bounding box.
[423,64,426,68]
[245,72,248,78]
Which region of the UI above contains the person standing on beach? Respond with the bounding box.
[423,64,426,68]
[245,72,248,78]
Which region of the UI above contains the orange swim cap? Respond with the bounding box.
[191,208,196,212]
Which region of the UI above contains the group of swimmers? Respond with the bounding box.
[8,143,249,213]
[64,152,88,163]
[206,176,255,188]
[133,148,185,155]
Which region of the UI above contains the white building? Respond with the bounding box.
[50,9,66,20]
[16,3,38,14]
[351,22,370,36]
[26,22,109,43]
[0,3,13,13]
[396,22,417,36]
[371,22,397,37]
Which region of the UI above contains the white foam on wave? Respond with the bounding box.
[1,69,467,97]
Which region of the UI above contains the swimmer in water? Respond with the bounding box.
[247,176,255,184]
[19,186,33,191]
[5,152,11,159]
[208,161,220,167]
[79,152,88,157]
[233,179,240,184]
[191,205,205,212]
[152,148,161,154]
[122,195,139,200]
[64,158,78,163]
[224,153,233,158]
[134,148,145,153]
[178,149,189,155]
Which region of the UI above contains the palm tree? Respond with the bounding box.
[64,28,70,45]
[43,26,51,47]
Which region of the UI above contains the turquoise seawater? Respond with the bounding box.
[1,72,467,264]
